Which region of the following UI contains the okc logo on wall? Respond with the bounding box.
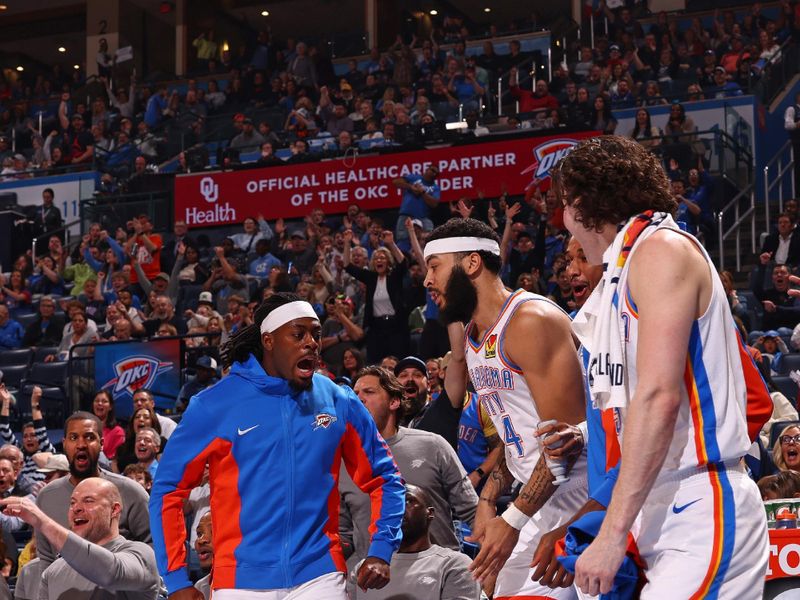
[101,355,173,398]
[485,334,498,359]
[520,139,579,185]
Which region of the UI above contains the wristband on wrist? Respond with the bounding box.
[501,502,530,531]
[475,467,485,478]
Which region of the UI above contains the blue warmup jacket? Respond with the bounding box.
[149,355,405,594]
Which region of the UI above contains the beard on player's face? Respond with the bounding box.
[439,264,478,325]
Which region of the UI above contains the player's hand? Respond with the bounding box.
[167,588,205,600]
[467,515,520,583]
[531,524,573,588]
[357,556,390,591]
[536,421,585,462]
[574,532,627,596]
[468,496,496,547]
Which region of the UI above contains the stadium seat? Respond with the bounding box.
[0,348,33,367]
[0,365,28,391]
[777,353,800,375]
[23,361,68,388]
[15,313,38,330]
[33,346,59,363]
[772,376,798,406]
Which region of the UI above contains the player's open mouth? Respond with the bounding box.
[197,549,212,562]
[429,290,443,306]
[295,356,317,378]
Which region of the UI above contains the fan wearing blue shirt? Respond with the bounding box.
[393,166,441,251]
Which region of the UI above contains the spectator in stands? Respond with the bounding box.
[33,188,62,237]
[589,94,617,134]
[122,464,153,494]
[133,428,159,479]
[192,511,213,598]
[630,107,662,152]
[340,347,366,382]
[92,391,124,461]
[709,66,743,98]
[8,477,159,598]
[342,366,477,559]
[229,214,273,255]
[762,213,800,267]
[35,412,151,568]
[256,141,282,167]
[47,310,97,362]
[0,442,36,499]
[287,41,317,89]
[321,294,364,375]
[0,305,23,350]
[509,69,559,113]
[0,385,56,485]
[610,78,636,109]
[57,104,94,165]
[270,221,318,275]
[175,356,219,414]
[132,388,176,439]
[229,118,264,152]
[772,424,800,472]
[143,295,186,337]
[759,470,800,500]
[393,165,441,247]
[753,261,800,330]
[0,270,32,316]
[343,230,409,363]
[22,296,64,347]
[115,408,162,474]
[124,214,163,291]
[672,179,703,235]
[320,88,354,136]
[352,483,480,599]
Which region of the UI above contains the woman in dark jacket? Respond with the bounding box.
[343,229,409,363]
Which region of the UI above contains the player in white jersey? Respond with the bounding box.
[422,217,588,600]
[556,136,772,599]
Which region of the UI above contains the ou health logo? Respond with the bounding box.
[200,176,219,203]
[101,355,173,398]
[520,139,579,183]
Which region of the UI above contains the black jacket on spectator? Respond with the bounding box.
[752,264,800,330]
[761,230,800,268]
[22,315,65,347]
[162,234,196,274]
[143,315,188,337]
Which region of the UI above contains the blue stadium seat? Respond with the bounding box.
[33,346,59,363]
[777,353,800,375]
[0,348,33,367]
[23,361,68,388]
[772,376,798,406]
[0,365,28,391]
[15,313,37,330]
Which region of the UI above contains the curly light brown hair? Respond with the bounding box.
[553,135,678,231]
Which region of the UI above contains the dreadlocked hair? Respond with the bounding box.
[220,292,302,369]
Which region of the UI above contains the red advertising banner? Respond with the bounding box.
[767,529,800,581]
[174,131,599,228]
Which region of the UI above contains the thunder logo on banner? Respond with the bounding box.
[95,339,180,417]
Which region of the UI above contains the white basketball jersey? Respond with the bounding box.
[465,289,587,487]
[618,234,767,474]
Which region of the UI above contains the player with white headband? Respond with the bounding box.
[151,292,404,600]
[423,217,588,599]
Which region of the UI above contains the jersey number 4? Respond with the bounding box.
[502,415,524,457]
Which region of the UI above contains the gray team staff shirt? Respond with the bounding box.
[35,470,151,568]
[340,427,478,562]
[39,533,159,600]
[351,544,481,599]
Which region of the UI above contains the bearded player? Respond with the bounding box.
[423,217,587,599]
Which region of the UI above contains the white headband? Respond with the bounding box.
[423,237,501,260]
[260,301,320,334]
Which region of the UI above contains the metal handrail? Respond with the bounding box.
[31,218,82,263]
[717,181,756,273]
[763,139,796,227]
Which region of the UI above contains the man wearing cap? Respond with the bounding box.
[709,65,742,98]
[230,118,265,151]
[151,292,404,599]
[320,87,355,137]
[34,453,70,484]
[176,357,219,413]
[271,221,318,275]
